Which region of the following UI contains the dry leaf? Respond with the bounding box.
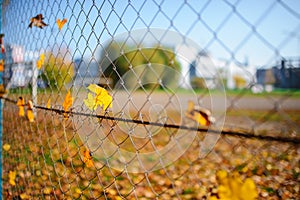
[17,97,25,117]
[43,187,52,195]
[0,59,4,71]
[36,53,45,69]
[46,99,51,109]
[56,18,67,30]
[0,34,5,53]
[3,143,11,151]
[74,187,82,194]
[185,101,214,126]
[84,84,112,111]
[20,193,30,199]
[83,149,94,168]
[63,89,73,119]
[215,170,258,200]
[28,14,48,29]
[9,170,16,186]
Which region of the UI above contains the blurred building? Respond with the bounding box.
[3,45,32,88]
[176,45,220,89]
[176,44,256,90]
[3,45,48,89]
[256,58,300,90]
[73,58,100,87]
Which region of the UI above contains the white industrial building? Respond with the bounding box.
[175,44,256,90]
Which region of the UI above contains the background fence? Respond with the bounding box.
[1,0,300,199]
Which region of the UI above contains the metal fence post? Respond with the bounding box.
[0,0,3,198]
[32,61,37,116]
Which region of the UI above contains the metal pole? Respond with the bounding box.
[32,61,38,116]
[0,0,3,198]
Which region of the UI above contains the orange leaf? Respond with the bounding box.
[185,100,214,126]
[46,99,51,109]
[63,89,73,119]
[0,59,4,71]
[17,97,25,117]
[56,18,67,31]
[83,149,94,168]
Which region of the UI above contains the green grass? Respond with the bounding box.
[226,109,300,122]
[160,87,300,98]
[224,88,300,97]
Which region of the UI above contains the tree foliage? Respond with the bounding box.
[99,42,181,90]
[190,77,207,89]
[41,52,75,90]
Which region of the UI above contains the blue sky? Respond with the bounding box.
[2,0,300,67]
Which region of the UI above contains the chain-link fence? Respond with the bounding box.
[1,0,300,199]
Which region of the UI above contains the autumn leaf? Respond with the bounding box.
[17,97,25,117]
[36,53,45,70]
[28,14,48,29]
[214,170,258,200]
[20,193,30,199]
[56,18,67,31]
[27,100,34,122]
[27,111,34,122]
[83,149,94,168]
[43,187,52,195]
[63,89,73,119]
[0,34,5,53]
[3,143,11,151]
[74,187,82,194]
[185,101,215,126]
[0,59,4,71]
[84,84,112,111]
[240,178,258,200]
[46,99,51,109]
[9,170,16,186]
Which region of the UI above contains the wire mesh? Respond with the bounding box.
[1,0,300,199]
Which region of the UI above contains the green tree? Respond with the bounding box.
[41,52,74,90]
[99,42,181,90]
[190,77,207,89]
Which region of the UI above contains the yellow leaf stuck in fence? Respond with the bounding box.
[28,14,48,29]
[36,53,45,69]
[185,100,215,126]
[56,18,67,31]
[63,89,73,119]
[83,149,94,168]
[84,84,112,111]
[17,97,25,117]
[46,99,51,109]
